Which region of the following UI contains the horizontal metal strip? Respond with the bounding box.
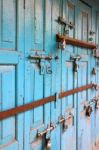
[59,84,93,98]
[56,34,97,49]
[0,83,94,120]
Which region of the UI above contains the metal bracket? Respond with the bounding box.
[70,55,81,72]
[57,16,74,35]
[92,83,99,91]
[59,113,73,131]
[28,54,54,75]
[54,93,59,108]
[90,30,96,36]
[57,16,75,29]
[37,123,56,137]
[29,54,53,61]
[93,49,99,58]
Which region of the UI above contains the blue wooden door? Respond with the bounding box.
[0,0,24,150]
[50,0,62,149]
[61,51,76,150]
[94,12,99,147]
[24,0,52,150]
[61,1,77,150]
[77,1,94,150]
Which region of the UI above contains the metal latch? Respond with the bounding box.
[89,30,96,42]
[91,95,99,109]
[90,30,96,36]
[37,123,56,137]
[92,67,97,75]
[37,123,56,150]
[93,49,99,58]
[85,105,93,117]
[57,16,75,35]
[29,55,53,61]
[28,54,59,75]
[70,55,81,72]
[59,113,73,131]
[92,83,99,91]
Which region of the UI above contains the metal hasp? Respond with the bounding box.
[89,30,96,42]
[93,83,99,91]
[29,54,53,61]
[85,105,93,117]
[56,34,97,49]
[93,48,99,58]
[37,123,56,137]
[70,55,81,72]
[57,16,74,35]
[29,54,59,74]
[37,123,56,150]
[59,114,73,131]
[92,67,97,75]
[92,95,99,109]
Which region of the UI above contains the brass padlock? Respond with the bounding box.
[85,105,93,117]
[46,138,51,150]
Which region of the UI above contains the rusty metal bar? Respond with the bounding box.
[59,84,93,99]
[56,34,97,49]
[0,96,55,120]
[0,84,94,120]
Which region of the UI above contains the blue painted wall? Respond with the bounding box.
[0,0,99,150]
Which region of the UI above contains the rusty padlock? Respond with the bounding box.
[85,105,93,117]
[46,138,51,150]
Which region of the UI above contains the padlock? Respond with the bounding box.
[94,84,99,91]
[46,138,51,150]
[59,39,66,50]
[74,62,79,72]
[70,55,81,72]
[92,67,96,75]
[63,120,68,131]
[95,100,99,109]
[85,105,93,117]
[89,37,93,42]
[59,114,73,131]
[59,116,68,131]
[90,30,96,35]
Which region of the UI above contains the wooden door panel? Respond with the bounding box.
[0,0,16,49]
